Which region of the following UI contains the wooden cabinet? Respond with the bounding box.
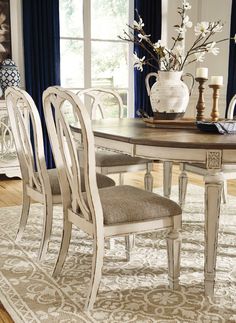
[0,100,21,178]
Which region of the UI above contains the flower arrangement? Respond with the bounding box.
[119,1,236,72]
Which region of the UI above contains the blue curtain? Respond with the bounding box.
[22,0,60,168]
[226,0,236,116]
[134,0,162,117]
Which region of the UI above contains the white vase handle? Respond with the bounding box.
[145,72,159,96]
[182,73,195,96]
[227,94,236,119]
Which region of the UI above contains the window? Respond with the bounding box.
[59,0,134,117]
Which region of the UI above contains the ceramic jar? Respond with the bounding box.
[145,71,193,120]
[0,59,20,96]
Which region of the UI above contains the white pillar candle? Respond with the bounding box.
[196,67,208,78]
[210,76,223,85]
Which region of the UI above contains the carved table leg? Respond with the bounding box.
[144,162,153,192]
[179,163,188,207]
[163,161,173,198]
[221,179,228,204]
[204,170,223,297]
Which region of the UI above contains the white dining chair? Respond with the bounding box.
[5,87,115,260]
[77,88,154,191]
[43,86,182,310]
[179,94,236,207]
[5,87,62,260]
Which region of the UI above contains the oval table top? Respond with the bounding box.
[71,118,236,150]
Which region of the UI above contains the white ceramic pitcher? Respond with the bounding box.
[145,70,194,119]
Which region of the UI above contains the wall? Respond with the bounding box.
[10,0,24,87]
[162,0,232,118]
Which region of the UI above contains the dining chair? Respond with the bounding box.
[43,86,182,310]
[179,94,236,207]
[5,87,115,260]
[77,88,154,191]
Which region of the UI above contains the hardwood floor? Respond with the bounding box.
[0,163,235,321]
[0,303,13,323]
[0,175,22,207]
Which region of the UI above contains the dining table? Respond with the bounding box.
[71,117,236,297]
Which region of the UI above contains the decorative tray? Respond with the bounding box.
[144,118,197,129]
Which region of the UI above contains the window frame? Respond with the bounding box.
[60,0,134,117]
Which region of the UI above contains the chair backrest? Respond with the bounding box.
[0,120,14,157]
[5,87,50,193]
[43,86,103,231]
[77,88,124,119]
[227,94,236,119]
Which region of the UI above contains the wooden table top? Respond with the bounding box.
[71,118,236,150]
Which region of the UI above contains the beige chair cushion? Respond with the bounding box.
[189,163,236,171]
[97,185,181,225]
[95,150,150,167]
[37,168,115,195]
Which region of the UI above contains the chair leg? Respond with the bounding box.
[53,213,72,277]
[85,238,104,311]
[125,234,135,261]
[15,182,30,242]
[179,170,188,207]
[107,238,115,249]
[119,173,124,185]
[166,229,181,289]
[222,180,228,204]
[163,161,172,198]
[144,163,153,192]
[38,197,53,260]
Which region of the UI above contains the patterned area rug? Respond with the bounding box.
[0,185,236,323]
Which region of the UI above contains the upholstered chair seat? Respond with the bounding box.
[95,150,151,167]
[187,163,236,171]
[96,185,181,225]
[36,168,115,195]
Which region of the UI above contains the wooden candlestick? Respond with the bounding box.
[195,77,208,121]
[209,84,222,122]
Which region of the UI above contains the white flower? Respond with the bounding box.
[138,33,151,42]
[133,18,144,30]
[153,40,162,49]
[133,52,145,71]
[183,16,193,28]
[206,41,219,55]
[183,2,191,10]
[194,52,206,62]
[195,22,210,37]
[213,24,223,33]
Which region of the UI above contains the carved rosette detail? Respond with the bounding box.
[206,150,222,169]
